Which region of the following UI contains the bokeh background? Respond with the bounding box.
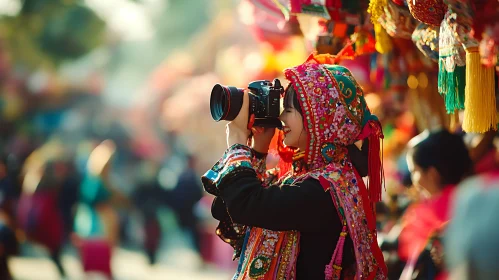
[0,0,498,279]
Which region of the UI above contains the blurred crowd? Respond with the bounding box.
[375,128,499,279]
[0,0,498,280]
[0,67,210,279]
[0,80,210,279]
[0,1,225,278]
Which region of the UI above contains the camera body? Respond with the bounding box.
[247,79,282,128]
[210,79,283,129]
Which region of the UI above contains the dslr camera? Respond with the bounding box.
[210,79,283,129]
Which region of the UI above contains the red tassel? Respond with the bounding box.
[290,0,302,14]
[334,226,347,265]
[367,121,384,204]
[325,225,347,280]
[277,130,294,177]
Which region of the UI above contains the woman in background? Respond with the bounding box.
[74,140,129,279]
[399,129,472,280]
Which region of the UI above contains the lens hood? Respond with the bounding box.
[210,84,244,121]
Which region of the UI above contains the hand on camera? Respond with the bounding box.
[226,90,251,148]
[251,127,276,154]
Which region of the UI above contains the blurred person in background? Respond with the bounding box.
[73,140,130,279]
[166,154,204,257]
[445,172,499,280]
[399,129,473,280]
[0,155,18,280]
[202,56,387,279]
[17,160,66,277]
[57,158,81,243]
[132,160,166,265]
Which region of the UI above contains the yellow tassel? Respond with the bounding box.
[462,47,497,133]
[374,23,392,54]
[368,0,387,24]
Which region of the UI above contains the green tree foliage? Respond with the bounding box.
[0,0,105,70]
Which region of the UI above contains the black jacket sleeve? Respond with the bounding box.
[219,171,342,233]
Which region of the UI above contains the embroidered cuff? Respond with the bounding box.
[202,144,255,196]
[201,144,254,259]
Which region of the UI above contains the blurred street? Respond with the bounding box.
[10,249,232,280]
[9,225,234,280]
[1,0,499,279]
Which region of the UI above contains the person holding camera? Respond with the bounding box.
[202,54,387,279]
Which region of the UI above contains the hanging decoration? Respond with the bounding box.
[368,0,388,24]
[378,0,417,39]
[412,23,439,63]
[473,0,499,69]
[407,0,447,27]
[437,10,466,114]
[243,0,299,51]
[254,0,499,133]
[443,0,497,133]
[374,22,393,54]
[270,0,378,58]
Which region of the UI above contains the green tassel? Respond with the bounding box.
[438,60,448,94]
[438,60,466,113]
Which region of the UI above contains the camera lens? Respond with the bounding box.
[210,84,244,121]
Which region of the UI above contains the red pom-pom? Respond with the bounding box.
[407,0,447,26]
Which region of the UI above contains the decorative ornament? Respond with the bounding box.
[249,256,271,277]
[321,143,336,163]
[378,0,417,39]
[444,0,498,132]
[438,10,466,114]
[407,0,447,26]
[412,23,440,62]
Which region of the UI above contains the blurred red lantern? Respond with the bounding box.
[239,0,292,51]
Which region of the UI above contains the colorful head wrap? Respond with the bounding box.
[283,54,384,201]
